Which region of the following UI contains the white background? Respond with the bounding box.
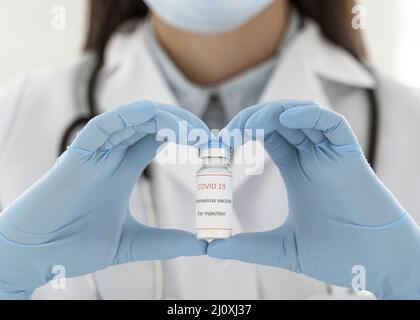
[0,0,419,88]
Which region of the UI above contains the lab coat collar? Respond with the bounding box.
[99,19,377,192]
[259,19,376,106]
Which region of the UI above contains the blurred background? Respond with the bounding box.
[0,0,419,88]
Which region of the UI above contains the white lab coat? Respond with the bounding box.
[1,20,420,300]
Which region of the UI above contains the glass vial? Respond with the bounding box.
[195,144,233,240]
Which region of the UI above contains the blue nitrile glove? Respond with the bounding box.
[209,100,420,299]
[0,101,210,299]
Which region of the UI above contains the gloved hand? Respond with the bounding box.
[209,100,420,299]
[0,101,209,299]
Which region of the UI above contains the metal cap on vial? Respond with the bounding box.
[198,142,231,160]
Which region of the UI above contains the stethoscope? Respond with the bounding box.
[58,81,380,300]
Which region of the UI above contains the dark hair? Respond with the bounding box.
[83,0,366,121]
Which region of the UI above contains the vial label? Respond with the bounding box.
[195,173,232,237]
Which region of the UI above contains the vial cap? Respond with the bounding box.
[198,141,231,159]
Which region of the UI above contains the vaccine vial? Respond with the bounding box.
[196,144,233,240]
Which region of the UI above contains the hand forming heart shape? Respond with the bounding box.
[1,99,419,300]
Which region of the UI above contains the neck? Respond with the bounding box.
[151,1,290,86]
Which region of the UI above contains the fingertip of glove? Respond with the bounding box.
[279,105,319,129]
[196,239,210,255]
[118,101,158,125]
[175,231,209,256]
[207,239,233,259]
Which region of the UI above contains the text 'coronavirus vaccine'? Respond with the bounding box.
[195,143,233,240]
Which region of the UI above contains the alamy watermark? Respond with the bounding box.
[51,265,66,290]
[351,265,367,291]
[155,122,266,176]
[51,5,66,30]
[352,4,367,30]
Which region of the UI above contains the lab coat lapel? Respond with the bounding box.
[260,34,331,107]
[260,20,375,104]
[99,22,178,110]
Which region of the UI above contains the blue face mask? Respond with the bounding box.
[144,0,274,34]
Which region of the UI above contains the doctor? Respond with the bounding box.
[1,0,420,299]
